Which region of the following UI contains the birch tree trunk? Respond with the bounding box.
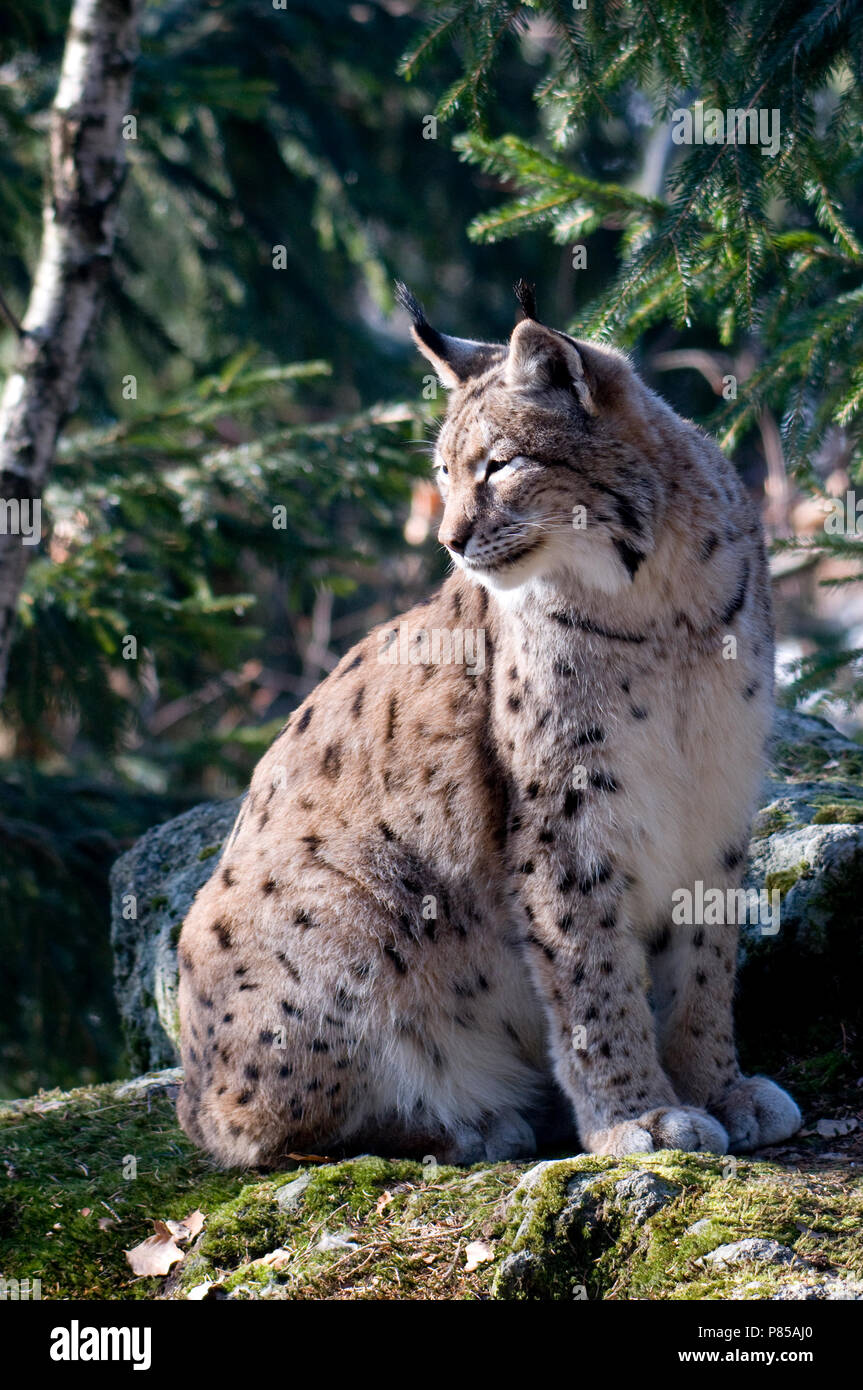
[0,0,144,699]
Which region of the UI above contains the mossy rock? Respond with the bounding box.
[2,1069,862,1301]
[769,707,863,782]
[492,1152,863,1300]
[109,798,240,1072]
[812,802,863,825]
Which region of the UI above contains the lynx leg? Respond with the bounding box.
[649,917,742,1109]
[177,867,547,1167]
[649,913,800,1151]
[177,892,372,1167]
[513,849,728,1158]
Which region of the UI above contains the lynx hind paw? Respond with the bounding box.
[591,1106,729,1158]
[482,1108,537,1162]
[712,1076,802,1152]
[442,1110,538,1164]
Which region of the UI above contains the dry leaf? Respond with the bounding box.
[125,1208,206,1277]
[164,1209,206,1242]
[375,1190,393,1216]
[464,1239,494,1273]
[259,1248,292,1270]
[125,1220,185,1277]
[284,1152,330,1164]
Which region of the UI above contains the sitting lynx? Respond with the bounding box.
[177,283,800,1167]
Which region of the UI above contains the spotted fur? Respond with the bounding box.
[177,294,800,1166]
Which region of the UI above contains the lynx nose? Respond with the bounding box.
[439,519,474,555]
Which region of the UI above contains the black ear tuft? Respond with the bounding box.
[394,281,427,328]
[514,278,538,322]
[397,281,505,386]
[395,279,457,365]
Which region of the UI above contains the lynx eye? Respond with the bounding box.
[484,454,525,481]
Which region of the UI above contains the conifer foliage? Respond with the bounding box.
[405,0,863,697]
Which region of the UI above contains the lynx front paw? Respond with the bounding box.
[712,1076,801,1152]
[588,1106,729,1157]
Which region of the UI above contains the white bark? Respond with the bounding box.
[0,0,143,697]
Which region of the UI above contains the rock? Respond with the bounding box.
[816,1117,858,1137]
[735,709,863,1062]
[685,1218,714,1236]
[504,1159,555,1228]
[114,1067,184,1101]
[699,1237,798,1268]
[3,1074,863,1301]
[496,1164,680,1298]
[494,1249,548,1300]
[772,1279,863,1300]
[275,1171,314,1211]
[743,707,863,961]
[108,707,863,1072]
[109,797,241,1070]
[611,1171,680,1225]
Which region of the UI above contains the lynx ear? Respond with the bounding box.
[505,319,597,415]
[395,281,503,388]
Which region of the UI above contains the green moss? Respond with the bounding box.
[492,1152,863,1301]
[172,1157,521,1300]
[299,1156,421,1219]
[0,1077,253,1300]
[764,859,811,899]
[5,1080,862,1302]
[197,845,221,862]
[781,1049,858,1103]
[181,1176,302,1273]
[149,895,168,911]
[752,805,794,839]
[771,739,830,779]
[812,802,863,824]
[771,732,863,782]
[0,1076,529,1302]
[840,751,863,779]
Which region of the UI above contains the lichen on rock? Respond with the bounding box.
[109,798,240,1071]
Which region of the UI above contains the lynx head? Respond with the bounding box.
[397,281,665,597]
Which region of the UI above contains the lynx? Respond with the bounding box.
[176,283,800,1167]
